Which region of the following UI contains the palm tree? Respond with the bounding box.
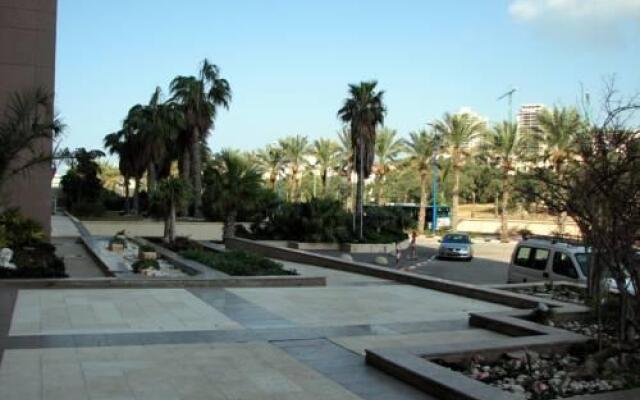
[535,106,583,234]
[312,138,340,196]
[170,59,231,217]
[256,145,285,190]
[152,177,190,243]
[432,112,486,230]
[103,106,148,214]
[337,81,386,239]
[484,121,529,242]
[98,161,123,194]
[206,150,263,240]
[0,88,64,194]
[279,135,309,201]
[374,127,404,204]
[404,129,438,233]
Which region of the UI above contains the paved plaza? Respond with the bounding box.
[0,257,514,400]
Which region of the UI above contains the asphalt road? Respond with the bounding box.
[313,239,516,286]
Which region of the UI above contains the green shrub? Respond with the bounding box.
[181,249,297,276]
[131,259,160,273]
[70,200,105,217]
[0,242,66,278]
[138,245,155,253]
[0,208,45,247]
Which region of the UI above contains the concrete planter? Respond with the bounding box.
[108,243,124,252]
[138,250,158,261]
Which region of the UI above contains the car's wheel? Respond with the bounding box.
[465,257,473,262]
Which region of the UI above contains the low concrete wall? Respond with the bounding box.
[287,242,341,251]
[458,218,580,236]
[340,242,395,254]
[225,238,569,310]
[81,220,228,240]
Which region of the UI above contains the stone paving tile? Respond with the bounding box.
[188,288,296,329]
[0,342,365,400]
[275,338,434,400]
[9,289,243,336]
[228,284,511,327]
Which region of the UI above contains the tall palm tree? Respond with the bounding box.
[311,138,340,196]
[374,127,404,204]
[484,121,529,242]
[103,106,148,214]
[404,129,438,233]
[337,81,386,239]
[170,59,231,217]
[535,106,583,234]
[432,112,486,230]
[279,135,309,201]
[256,145,285,190]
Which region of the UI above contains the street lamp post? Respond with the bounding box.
[431,144,439,234]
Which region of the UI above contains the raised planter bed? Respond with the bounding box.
[366,306,640,400]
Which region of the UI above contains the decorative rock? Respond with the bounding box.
[0,248,16,270]
[374,256,389,266]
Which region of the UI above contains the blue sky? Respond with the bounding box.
[55,0,640,154]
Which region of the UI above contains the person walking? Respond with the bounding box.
[409,231,417,260]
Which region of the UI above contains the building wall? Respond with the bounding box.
[0,0,57,236]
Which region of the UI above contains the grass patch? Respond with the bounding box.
[181,249,297,276]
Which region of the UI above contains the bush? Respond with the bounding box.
[250,198,353,243]
[0,242,66,278]
[0,208,45,247]
[131,259,159,273]
[181,249,297,276]
[361,206,413,244]
[70,200,106,217]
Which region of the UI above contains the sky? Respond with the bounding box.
[55,0,640,154]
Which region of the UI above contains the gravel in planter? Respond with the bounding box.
[433,345,640,400]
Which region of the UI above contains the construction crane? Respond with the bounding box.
[497,87,518,123]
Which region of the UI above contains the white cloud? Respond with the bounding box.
[509,0,640,23]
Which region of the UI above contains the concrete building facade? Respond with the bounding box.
[0,0,57,235]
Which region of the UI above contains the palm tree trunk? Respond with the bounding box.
[180,147,191,216]
[133,178,140,215]
[377,174,385,205]
[124,175,130,214]
[356,139,364,240]
[190,128,203,218]
[168,200,176,243]
[500,175,509,242]
[452,165,460,230]
[223,210,237,241]
[321,171,327,196]
[418,173,428,234]
[345,167,353,212]
[147,163,157,193]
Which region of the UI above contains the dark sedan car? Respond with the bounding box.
[437,233,473,261]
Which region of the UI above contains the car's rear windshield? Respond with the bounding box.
[575,253,590,275]
[443,234,470,244]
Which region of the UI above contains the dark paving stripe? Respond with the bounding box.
[0,318,470,351]
[0,289,18,364]
[274,338,435,400]
[188,287,296,329]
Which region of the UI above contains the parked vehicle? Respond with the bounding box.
[508,237,638,295]
[507,238,588,284]
[437,233,473,261]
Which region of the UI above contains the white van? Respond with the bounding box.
[507,238,589,284]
